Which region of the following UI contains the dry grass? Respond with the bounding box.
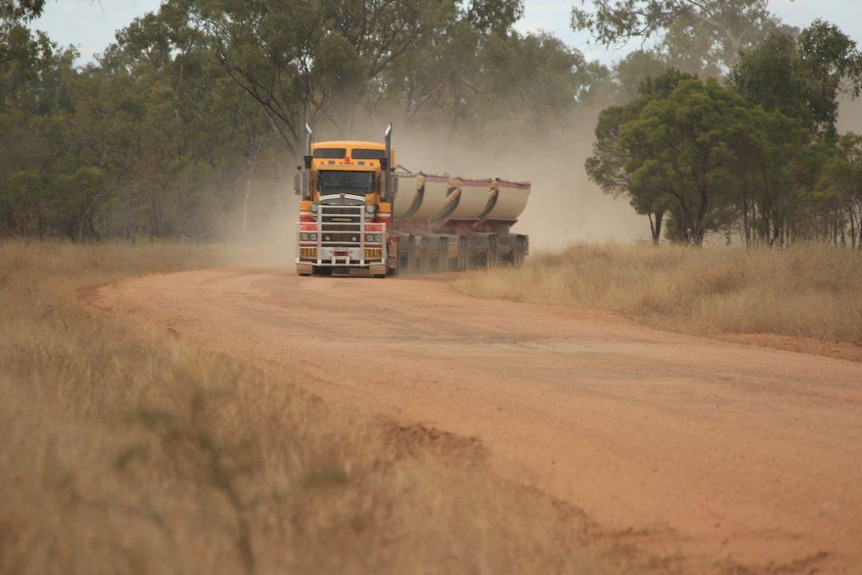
[0,240,699,575]
[455,243,862,348]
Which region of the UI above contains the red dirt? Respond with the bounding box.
[93,268,862,574]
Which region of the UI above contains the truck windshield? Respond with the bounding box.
[318,171,374,195]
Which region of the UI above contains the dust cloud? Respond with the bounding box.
[839,94,862,134]
[214,185,300,268]
[224,109,652,270]
[388,115,650,250]
[190,88,862,269]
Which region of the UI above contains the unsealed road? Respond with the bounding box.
[95,268,862,574]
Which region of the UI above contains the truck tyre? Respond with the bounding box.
[420,237,431,273]
[457,237,469,271]
[488,235,498,268]
[438,237,449,272]
[513,236,527,268]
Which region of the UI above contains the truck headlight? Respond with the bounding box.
[310,203,319,213]
[300,232,309,241]
[365,204,377,214]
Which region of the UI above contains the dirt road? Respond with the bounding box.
[95,268,862,574]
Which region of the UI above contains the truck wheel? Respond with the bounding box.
[438,237,449,272]
[513,236,527,268]
[457,237,469,271]
[420,237,431,274]
[488,235,498,268]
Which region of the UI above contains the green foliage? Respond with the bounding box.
[733,22,862,141]
[816,134,862,247]
[0,0,600,241]
[463,0,524,35]
[0,0,47,21]
[586,69,697,243]
[571,0,790,73]
[470,31,588,139]
[627,77,754,244]
[586,68,830,246]
[798,21,862,141]
[731,31,811,125]
[585,13,862,247]
[4,0,862,247]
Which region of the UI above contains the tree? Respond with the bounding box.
[188,0,459,157]
[586,69,693,243]
[732,21,862,141]
[587,70,766,245]
[1,0,52,70]
[798,20,862,141]
[463,0,524,36]
[571,0,790,72]
[0,0,47,21]
[731,31,810,125]
[371,16,593,142]
[611,48,670,103]
[732,107,811,246]
[471,31,589,138]
[817,133,862,248]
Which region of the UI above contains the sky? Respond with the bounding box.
[33,0,862,66]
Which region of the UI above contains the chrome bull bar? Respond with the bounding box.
[296,202,386,268]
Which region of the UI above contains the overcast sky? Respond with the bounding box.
[33,0,862,65]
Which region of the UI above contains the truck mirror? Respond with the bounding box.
[304,155,312,169]
[293,172,301,195]
[380,158,389,171]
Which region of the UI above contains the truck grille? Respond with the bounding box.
[296,200,385,268]
[319,204,363,245]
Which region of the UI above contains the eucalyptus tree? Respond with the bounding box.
[587,70,776,245]
[571,0,790,74]
[0,0,49,65]
[731,31,810,126]
[586,69,693,243]
[67,1,251,240]
[728,21,862,244]
[611,49,670,103]
[733,22,862,142]
[0,0,46,20]
[185,0,534,156]
[0,16,76,239]
[798,21,862,141]
[189,0,436,155]
[467,31,589,139]
[816,133,862,248]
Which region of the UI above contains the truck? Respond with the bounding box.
[294,125,529,277]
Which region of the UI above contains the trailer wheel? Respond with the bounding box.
[406,235,417,272]
[438,237,449,272]
[457,237,469,271]
[513,236,527,268]
[387,237,399,276]
[488,235,498,268]
[407,236,422,273]
[420,237,431,274]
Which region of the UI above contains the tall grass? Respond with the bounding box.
[455,243,862,348]
[0,240,686,574]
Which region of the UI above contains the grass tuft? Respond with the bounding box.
[455,243,862,347]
